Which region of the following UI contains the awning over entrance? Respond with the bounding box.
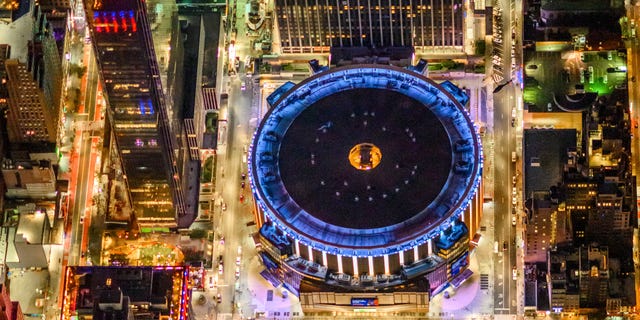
[450,268,473,288]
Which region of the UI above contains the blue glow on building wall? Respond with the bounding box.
[249,65,482,284]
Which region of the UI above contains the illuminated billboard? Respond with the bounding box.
[351,298,379,307]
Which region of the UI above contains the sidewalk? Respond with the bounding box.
[238,253,303,319]
[428,200,496,319]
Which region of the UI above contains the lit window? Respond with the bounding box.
[135,138,144,147]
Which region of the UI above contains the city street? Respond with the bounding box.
[66,37,103,268]
[48,14,107,320]
[212,76,256,317]
[206,0,263,317]
[491,0,523,315]
[625,0,640,309]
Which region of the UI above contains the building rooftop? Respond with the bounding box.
[62,266,188,318]
[524,129,576,193]
[16,208,46,244]
[250,65,482,256]
[2,166,55,187]
[278,87,451,229]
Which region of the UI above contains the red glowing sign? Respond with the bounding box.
[93,10,137,33]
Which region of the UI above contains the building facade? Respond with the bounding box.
[274,0,465,53]
[32,3,66,118]
[84,0,198,229]
[4,59,57,143]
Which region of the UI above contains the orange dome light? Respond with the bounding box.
[348,143,382,171]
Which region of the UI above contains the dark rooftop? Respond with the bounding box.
[524,129,576,194]
[279,88,451,229]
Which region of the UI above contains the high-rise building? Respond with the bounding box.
[84,0,198,229]
[4,59,57,143]
[30,3,66,144]
[274,0,464,54]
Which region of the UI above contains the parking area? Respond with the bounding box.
[523,46,628,111]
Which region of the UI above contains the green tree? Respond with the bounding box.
[190,229,207,239]
[201,156,214,183]
[441,59,464,70]
[183,248,204,262]
[441,59,457,69]
[69,63,87,78]
[474,40,486,56]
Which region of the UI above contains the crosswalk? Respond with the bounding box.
[480,273,490,290]
[492,73,504,84]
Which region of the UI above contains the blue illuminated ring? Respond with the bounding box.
[249,65,482,257]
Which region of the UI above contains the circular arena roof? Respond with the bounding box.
[250,65,482,257]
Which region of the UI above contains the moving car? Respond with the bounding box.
[240,81,246,91]
[512,216,517,226]
[512,265,517,280]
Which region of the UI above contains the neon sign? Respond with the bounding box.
[94,10,137,33]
